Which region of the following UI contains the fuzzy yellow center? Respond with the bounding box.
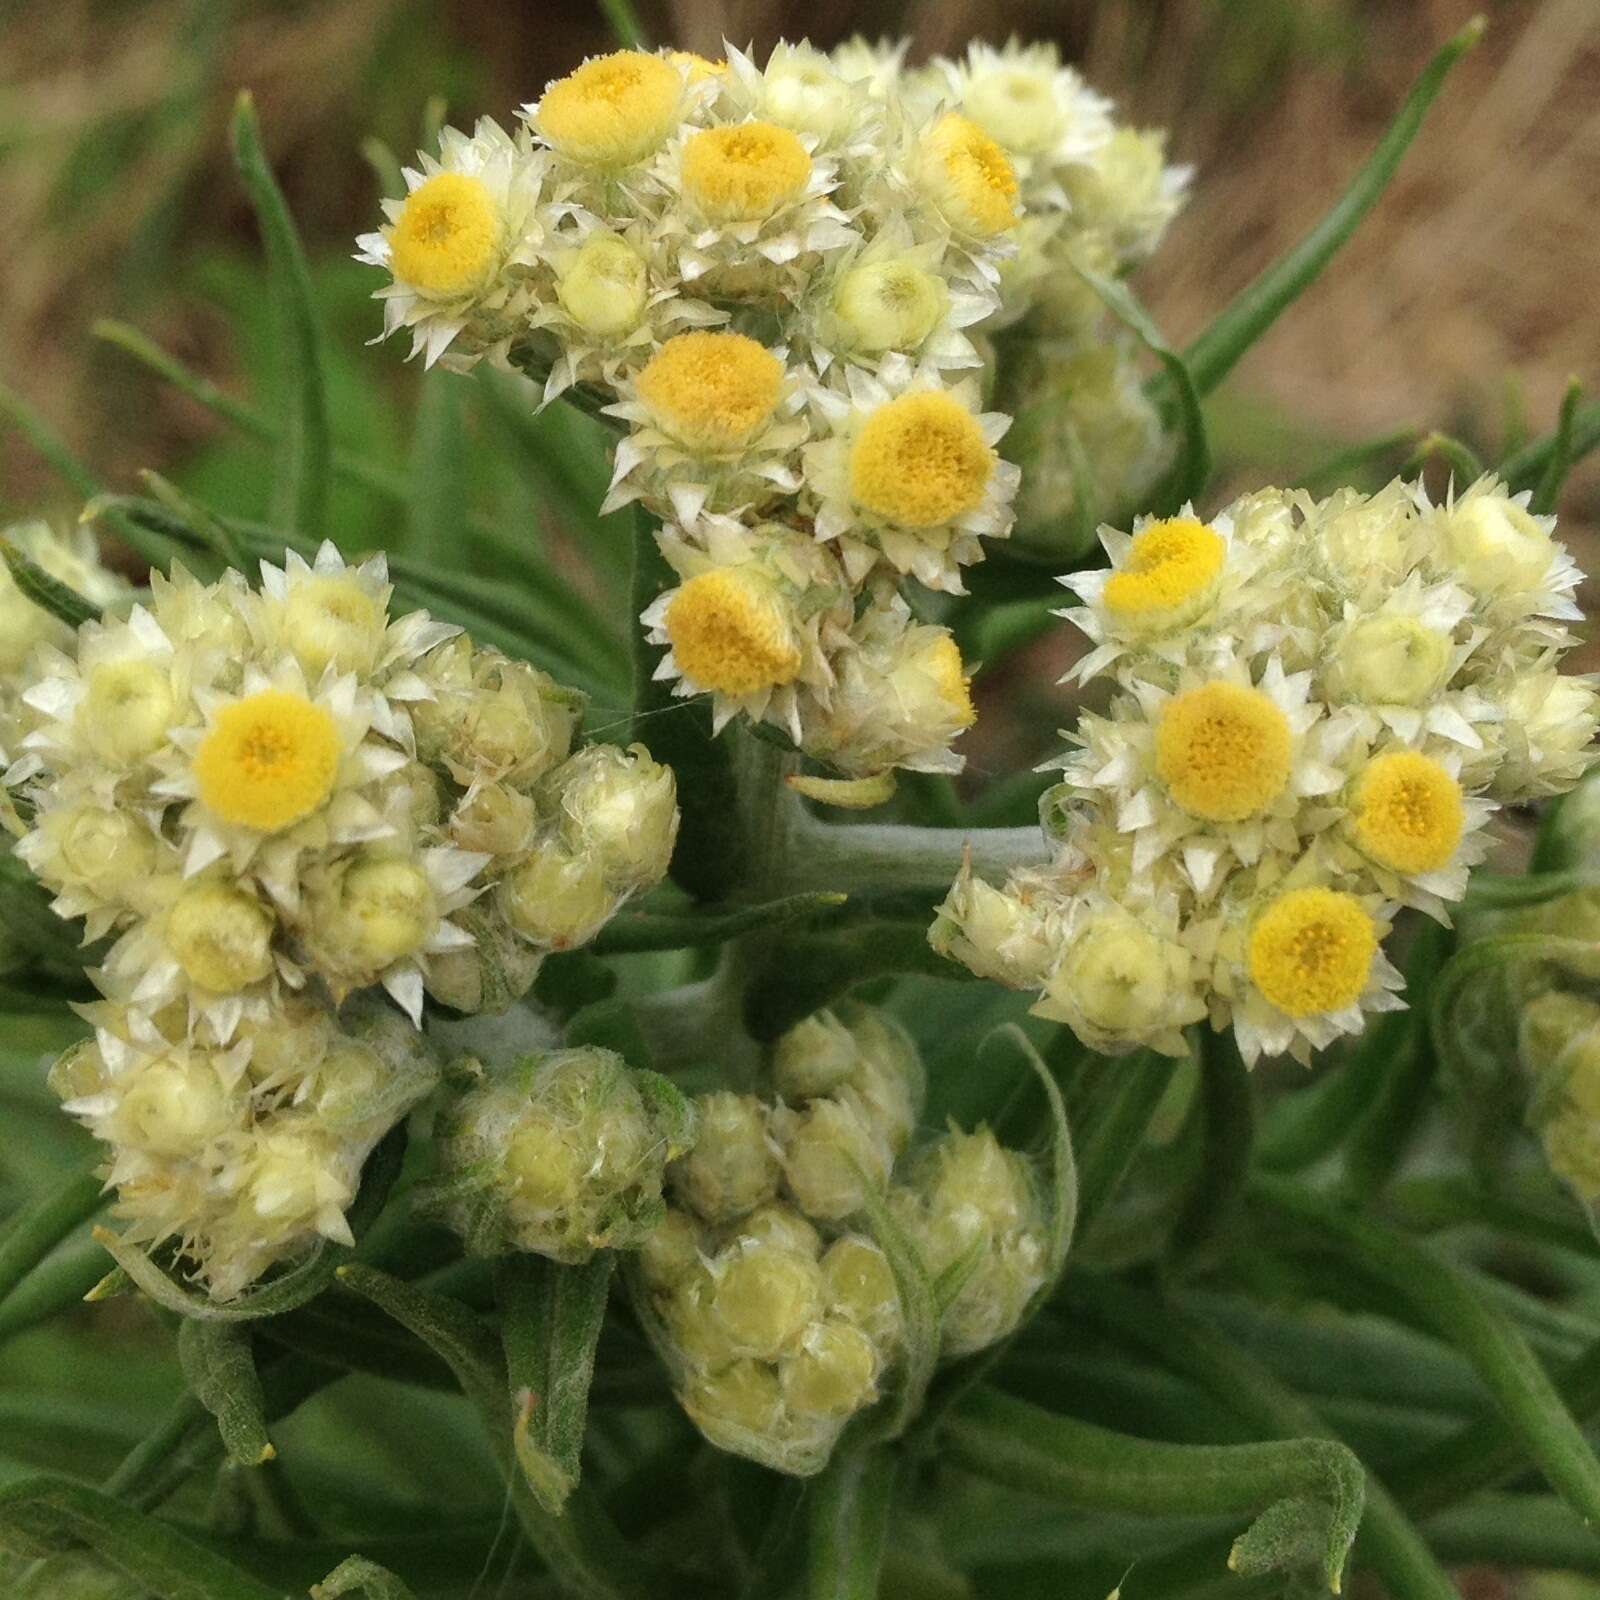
[193,690,340,833]
[681,121,813,222]
[1248,887,1376,1017]
[1155,681,1292,822]
[1102,518,1226,626]
[390,173,501,298]
[536,51,682,167]
[921,113,1020,237]
[665,570,802,696]
[635,331,784,453]
[923,634,976,728]
[849,391,993,528]
[1351,751,1464,874]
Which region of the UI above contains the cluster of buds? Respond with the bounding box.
[4,542,677,1296]
[631,1003,1050,1471]
[934,477,1598,1064]
[360,39,1186,779]
[50,998,437,1299]
[423,1045,694,1260]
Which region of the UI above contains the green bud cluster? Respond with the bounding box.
[426,1045,695,1262]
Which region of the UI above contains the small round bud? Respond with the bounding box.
[931,871,1057,990]
[682,1358,784,1438]
[248,1121,353,1227]
[114,1051,236,1156]
[554,742,679,891]
[781,1319,878,1418]
[498,842,618,950]
[557,231,650,337]
[275,573,386,681]
[309,857,438,978]
[740,1202,822,1259]
[165,881,275,994]
[449,782,538,858]
[820,1235,901,1349]
[243,996,334,1089]
[772,1012,858,1100]
[759,48,854,142]
[1440,492,1555,599]
[640,1207,705,1288]
[710,1243,824,1360]
[1322,615,1453,708]
[831,259,949,355]
[415,649,579,788]
[309,1041,388,1128]
[776,1094,891,1221]
[670,1092,779,1223]
[839,1008,924,1156]
[424,906,545,1015]
[40,804,158,904]
[1036,909,1197,1054]
[78,659,174,766]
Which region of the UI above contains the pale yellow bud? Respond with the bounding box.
[760,49,855,141]
[504,1115,595,1212]
[166,881,275,994]
[740,1202,822,1259]
[311,857,438,977]
[423,906,545,1015]
[683,1358,784,1437]
[942,1233,1048,1356]
[557,232,650,337]
[781,1319,878,1417]
[931,871,1056,989]
[963,64,1064,154]
[1441,493,1555,598]
[42,804,158,902]
[276,574,386,681]
[821,1235,901,1348]
[78,659,174,766]
[498,842,618,949]
[843,1010,924,1157]
[1035,910,1196,1054]
[772,1012,858,1101]
[249,1123,350,1225]
[831,258,950,355]
[555,742,679,891]
[640,1207,705,1288]
[1518,991,1600,1081]
[671,1092,779,1223]
[49,1038,110,1104]
[1322,616,1453,707]
[710,1243,824,1359]
[450,783,538,857]
[243,997,334,1088]
[311,1041,388,1127]
[776,1094,890,1221]
[114,1052,235,1156]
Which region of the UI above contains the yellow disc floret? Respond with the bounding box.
[922,633,976,729]
[536,51,682,168]
[635,331,784,453]
[919,113,1020,237]
[193,690,341,833]
[1155,681,1292,822]
[390,173,502,299]
[1248,887,1376,1017]
[1102,518,1226,630]
[848,391,993,529]
[665,571,802,695]
[1351,751,1464,874]
[681,122,813,222]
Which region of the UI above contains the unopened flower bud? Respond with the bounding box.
[424,905,545,1015]
[772,1012,858,1100]
[640,1206,705,1288]
[682,1357,784,1440]
[165,881,275,994]
[831,258,949,355]
[557,231,650,337]
[553,742,679,891]
[78,658,174,766]
[775,1093,891,1221]
[38,803,158,904]
[709,1241,824,1360]
[1438,488,1556,600]
[306,857,437,981]
[740,1201,822,1258]
[780,1319,878,1418]
[450,783,538,857]
[1322,615,1453,708]
[498,841,618,950]
[931,868,1056,989]
[113,1050,236,1156]
[838,1006,924,1156]
[670,1092,779,1222]
[274,572,387,681]
[820,1235,902,1349]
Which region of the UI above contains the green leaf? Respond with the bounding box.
[1532,377,1586,514]
[408,371,469,553]
[0,1475,282,1600]
[176,1322,273,1468]
[313,1555,419,1599]
[1177,16,1485,397]
[0,378,99,501]
[591,890,849,954]
[1074,264,1210,512]
[1401,430,1484,488]
[90,1123,406,1322]
[1073,1049,1180,1238]
[945,1387,1363,1593]
[0,537,101,628]
[140,469,245,571]
[1501,397,1600,496]
[0,1168,106,1315]
[598,0,651,47]
[230,91,331,535]
[499,1253,615,1514]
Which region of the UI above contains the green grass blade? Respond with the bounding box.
[408,371,469,553]
[0,1168,106,1313]
[0,379,99,500]
[1179,16,1485,398]
[230,91,331,535]
[597,0,650,48]
[1502,398,1600,496]
[1532,377,1585,514]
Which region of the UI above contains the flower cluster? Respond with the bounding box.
[630,1004,1050,1472]
[423,1045,695,1261]
[8,543,677,1297]
[361,39,1185,778]
[934,476,1599,1065]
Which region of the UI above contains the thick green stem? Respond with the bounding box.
[806,1444,896,1600]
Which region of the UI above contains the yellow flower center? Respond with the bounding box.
[923,634,976,728]
[193,689,340,833]
[665,570,802,696]
[536,50,682,167]
[848,391,993,529]
[635,331,784,453]
[1351,751,1464,874]
[1155,681,1292,822]
[920,112,1020,237]
[1248,887,1376,1017]
[389,173,501,298]
[1102,518,1226,628]
[681,121,813,221]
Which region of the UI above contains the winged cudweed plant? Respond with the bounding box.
[6,16,1600,1600]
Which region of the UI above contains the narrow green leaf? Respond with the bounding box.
[0,537,100,628]
[499,1253,615,1514]
[1532,377,1586,514]
[1178,16,1485,397]
[0,1168,106,1313]
[1502,398,1600,496]
[1295,426,1416,494]
[230,91,331,535]
[140,469,246,571]
[314,1555,419,1599]
[1076,263,1210,511]
[597,0,651,48]
[0,1232,109,1345]
[93,320,272,441]
[1253,1173,1600,1532]
[176,1322,273,1468]
[0,1475,282,1600]
[946,1388,1363,1593]
[0,378,100,500]
[806,1442,896,1600]
[1167,1030,1253,1274]
[1401,431,1484,488]
[1074,1048,1180,1237]
[409,371,469,552]
[591,890,849,954]
[852,1179,939,1442]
